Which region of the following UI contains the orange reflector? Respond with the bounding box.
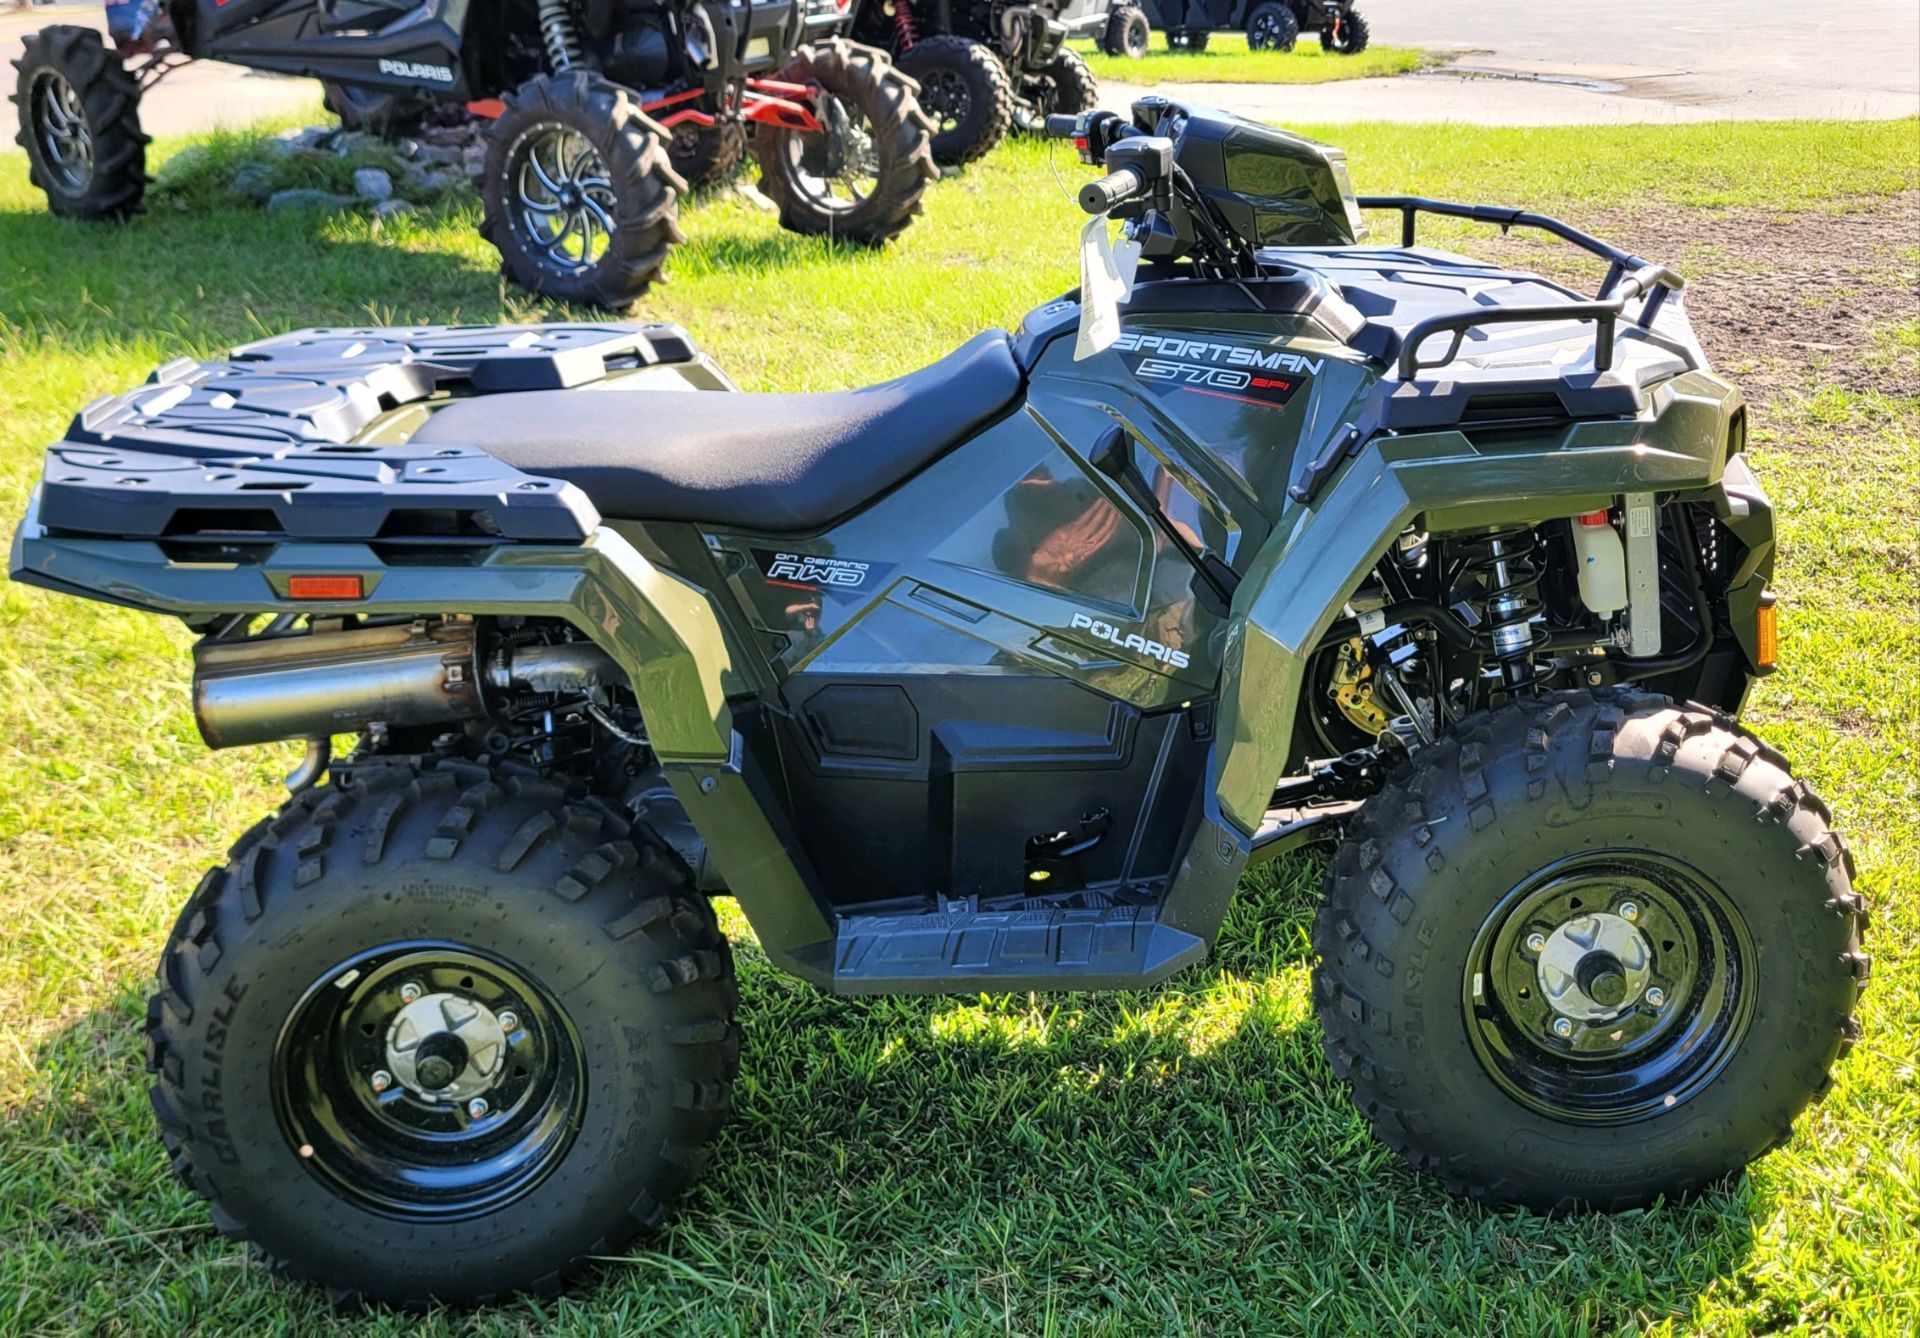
[1755,595,1779,669]
[287,574,364,600]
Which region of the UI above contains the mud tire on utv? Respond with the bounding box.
[1320,8,1370,53]
[1313,689,1869,1211]
[752,39,937,244]
[143,752,740,1307]
[10,25,148,220]
[1246,2,1300,51]
[322,81,432,138]
[1013,48,1099,135]
[480,71,685,310]
[668,117,748,193]
[896,34,1014,167]
[1101,4,1152,58]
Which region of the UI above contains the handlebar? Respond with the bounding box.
[1045,113,1080,139]
[1079,168,1148,215]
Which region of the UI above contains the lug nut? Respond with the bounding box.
[1526,932,1547,955]
[399,981,423,1003]
[498,1011,520,1034]
[467,1097,489,1119]
[370,1070,393,1093]
[1618,902,1640,923]
[1552,1017,1574,1039]
[1646,986,1666,1008]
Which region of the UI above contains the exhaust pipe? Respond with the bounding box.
[192,620,623,750]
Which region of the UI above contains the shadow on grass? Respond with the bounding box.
[2,856,1762,1332]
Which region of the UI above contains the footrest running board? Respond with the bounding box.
[792,904,1206,995]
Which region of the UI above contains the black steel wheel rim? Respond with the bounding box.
[31,70,93,193]
[1462,852,1755,1124]
[1249,13,1284,48]
[916,69,973,135]
[274,941,585,1219]
[508,124,617,276]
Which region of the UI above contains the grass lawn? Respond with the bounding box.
[1,117,1916,1334]
[1073,31,1430,85]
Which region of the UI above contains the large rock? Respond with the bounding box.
[353,167,395,202]
[228,163,276,203]
[266,187,352,215]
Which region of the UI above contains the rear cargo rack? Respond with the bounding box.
[1355,195,1689,378]
[31,323,704,544]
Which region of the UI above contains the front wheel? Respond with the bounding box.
[1014,48,1099,135]
[1313,690,1868,1210]
[1101,4,1152,58]
[10,25,148,219]
[479,72,684,310]
[753,39,937,245]
[896,35,1014,166]
[1320,7,1370,53]
[144,754,740,1306]
[1246,2,1300,51]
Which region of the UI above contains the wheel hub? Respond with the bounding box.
[385,991,507,1101]
[1535,911,1651,1021]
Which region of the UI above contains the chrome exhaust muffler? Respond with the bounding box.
[192,620,624,750]
[193,620,486,749]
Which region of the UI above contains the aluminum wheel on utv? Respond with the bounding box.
[11,25,149,219]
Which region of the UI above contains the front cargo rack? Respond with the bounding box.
[30,323,704,544]
[1354,196,1692,378]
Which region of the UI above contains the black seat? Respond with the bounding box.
[413,331,1024,532]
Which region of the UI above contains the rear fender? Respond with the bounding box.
[9,505,840,969]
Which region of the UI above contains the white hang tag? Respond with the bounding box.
[1112,234,1142,300]
[1074,215,1128,361]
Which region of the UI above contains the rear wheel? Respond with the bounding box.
[896,35,1013,166]
[10,25,148,219]
[752,39,937,245]
[1101,4,1152,58]
[479,71,684,310]
[1246,2,1300,51]
[322,81,430,138]
[1320,7,1370,52]
[144,754,740,1306]
[1014,48,1099,134]
[1313,690,1868,1210]
[667,116,747,193]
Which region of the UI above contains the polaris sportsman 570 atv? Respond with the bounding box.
[10,0,936,307]
[840,0,1101,164]
[9,100,1867,1307]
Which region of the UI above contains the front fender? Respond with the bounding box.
[1210,370,1743,833]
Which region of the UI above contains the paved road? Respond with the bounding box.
[3,0,1917,149]
[1107,0,1920,124]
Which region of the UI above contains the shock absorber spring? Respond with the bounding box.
[891,0,919,50]
[538,0,581,73]
[1461,527,1545,688]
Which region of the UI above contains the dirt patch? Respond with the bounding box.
[1465,192,1920,408]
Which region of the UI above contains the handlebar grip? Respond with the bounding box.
[1044,114,1080,139]
[1078,167,1146,215]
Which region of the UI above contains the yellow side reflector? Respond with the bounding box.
[1755,595,1778,669]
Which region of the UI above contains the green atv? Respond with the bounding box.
[10,99,1867,1307]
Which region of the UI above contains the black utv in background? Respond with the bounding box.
[840,0,1102,164]
[1144,0,1370,52]
[10,0,937,307]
